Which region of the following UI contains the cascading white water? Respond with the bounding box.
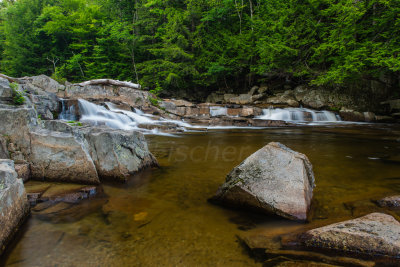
[59,99,78,121]
[66,99,345,135]
[209,106,227,117]
[258,108,340,122]
[79,99,140,130]
[105,102,155,125]
[77,99,192,133]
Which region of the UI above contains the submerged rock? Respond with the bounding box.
[377,195,400,208]
[0,159,30,255]
[301,213,400,258]
[211,142,315,221]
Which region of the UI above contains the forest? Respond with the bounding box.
[0,0,399,95]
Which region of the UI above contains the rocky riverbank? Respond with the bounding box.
[1,73,399,263]
[5,74,398,130]
[0,75,158,254]
[205,84,400,123]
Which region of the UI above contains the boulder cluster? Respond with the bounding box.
[211,142,400,264]
[0,75,158,254]
[206,84,399,123]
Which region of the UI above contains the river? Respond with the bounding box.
[2,124,400,266]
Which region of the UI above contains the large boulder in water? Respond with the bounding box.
[0,159,30,255]
[43,121,158,182]
[82,127,158,182]
[29,128,99,184]
[211,142,315,221]
[300,213,400,258]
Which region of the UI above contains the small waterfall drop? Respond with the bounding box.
[77,99,191,133]
[59,99,78,121]
[258,108,340,122]
[61,99,345,135]
[210,106,227,117]
[79,99,139,130]
[105,102,154,125]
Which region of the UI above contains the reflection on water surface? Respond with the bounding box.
[2,125,400,266]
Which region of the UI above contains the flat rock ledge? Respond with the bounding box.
[211,142,315,221]
[300,213,400,258]
[0,159,30,255]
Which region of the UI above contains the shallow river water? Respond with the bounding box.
[2,124,400,266]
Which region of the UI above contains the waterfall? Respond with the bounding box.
[78,99,139,130]
[59,99,78,121]
[77,99,191,133]
[61,99,344,135]
[210,106,227,117]
[105,102,155,125]
[258,108,340,122]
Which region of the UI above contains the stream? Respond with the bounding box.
[2,124,400,266]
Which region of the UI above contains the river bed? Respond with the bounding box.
[2,124,400,266]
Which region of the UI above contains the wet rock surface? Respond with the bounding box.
[300,213,400,258]
[0,159,30,255]
[211,142,315,221]
[376,195,400,208]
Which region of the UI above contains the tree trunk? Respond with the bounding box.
[74,79,141,89]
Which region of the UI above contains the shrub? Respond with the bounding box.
[148,82,162,106]
[10,82,25,105]
[50,68,67,85]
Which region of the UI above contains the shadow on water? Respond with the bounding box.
[2,124,400,266]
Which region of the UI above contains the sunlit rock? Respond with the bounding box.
[211,142,315,221]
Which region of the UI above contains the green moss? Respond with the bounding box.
[67,120,83,126]
[329,106,341,112]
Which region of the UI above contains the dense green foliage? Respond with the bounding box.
[0,0,399,94]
